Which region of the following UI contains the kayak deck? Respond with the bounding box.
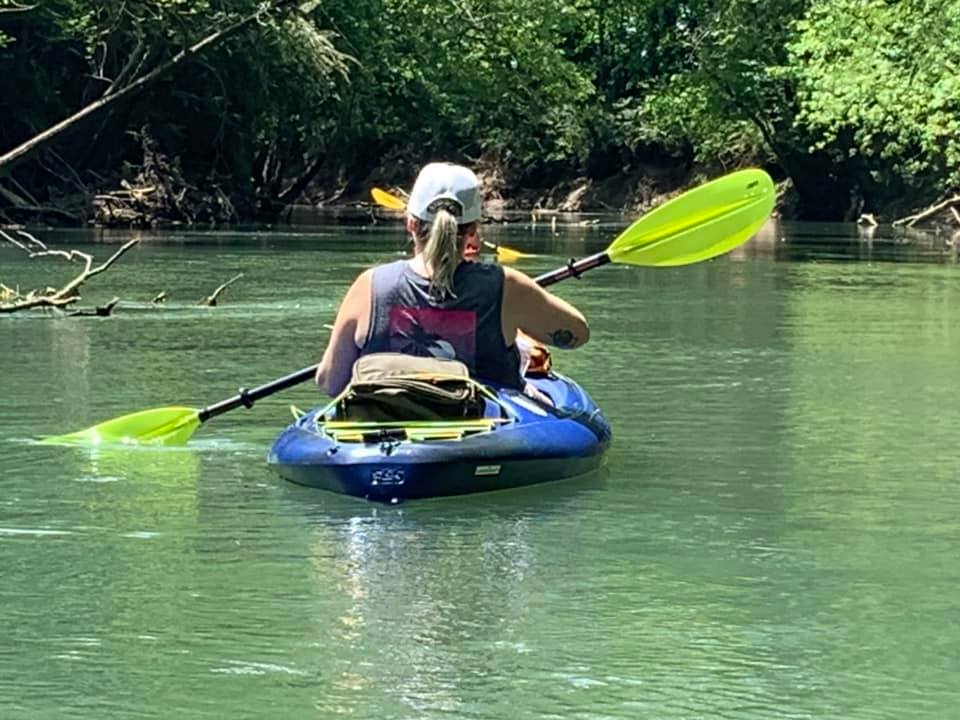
[268,374,611,502]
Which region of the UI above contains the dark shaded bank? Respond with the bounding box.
[0,150,718,229]
[202,158,960,234]
[0,138,960,230]
[2,1,957,233]
[328,155,696,219]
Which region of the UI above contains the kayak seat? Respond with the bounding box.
[335,353,486,423]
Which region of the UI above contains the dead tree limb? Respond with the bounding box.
[105,34,149,97]
[0,182,30,206]
[278,153,327,205]
[0,0,299,175]
[6,173,40,206]
[200,273,243,306]
[893,195,960,228]
[67,297,120,317]
[0,231,139,313]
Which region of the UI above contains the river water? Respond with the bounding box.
[1,217,958,718]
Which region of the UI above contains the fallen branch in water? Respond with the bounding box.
[0,230,139,314]
[893,195,960,228]
[200,273,244,306]
[67,297,120,317]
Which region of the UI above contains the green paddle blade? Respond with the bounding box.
[608,168,775,267]
[43,406,201,446]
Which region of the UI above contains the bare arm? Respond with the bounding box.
[501,267,589,349]
[314,270,372,396]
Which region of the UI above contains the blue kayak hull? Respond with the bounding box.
[268,374,612,502]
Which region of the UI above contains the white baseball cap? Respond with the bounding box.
[407,162,482,224]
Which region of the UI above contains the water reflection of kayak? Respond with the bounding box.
[268,374,612,503]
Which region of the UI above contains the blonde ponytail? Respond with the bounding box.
[421,206,461,300]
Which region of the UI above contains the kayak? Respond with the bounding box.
[268,373,612,502]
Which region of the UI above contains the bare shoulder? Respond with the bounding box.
[344,268,374,303]
[502,265,532,284]
[354,267,376,286]
[501,265,540,297]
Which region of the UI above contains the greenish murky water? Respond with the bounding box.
[2,217,959,718]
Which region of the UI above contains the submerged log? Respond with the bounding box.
[67,297,121,317]
[200,273,244,306]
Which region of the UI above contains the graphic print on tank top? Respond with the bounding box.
[388,306,477,364]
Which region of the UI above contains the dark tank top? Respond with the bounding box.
[362,259,523,389]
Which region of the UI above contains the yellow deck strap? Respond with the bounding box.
[323,418,508,430]
[323,418,503,443]
[328,431,365,442]
[404,428,481,442]
[289,405,306,420]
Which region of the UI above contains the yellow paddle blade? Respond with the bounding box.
[608,168,775,267]
[482,241,536,263]
[371,187,536,262]
[371,187,407,211]
[43,406,202,447]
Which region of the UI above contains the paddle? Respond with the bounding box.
[46,168,775,446]
[370,187,536,263]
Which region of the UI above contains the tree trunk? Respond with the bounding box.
[778,150,854,221]
[0,0,297,177]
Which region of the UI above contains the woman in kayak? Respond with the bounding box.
[314,161,589,396]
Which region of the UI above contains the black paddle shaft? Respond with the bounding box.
[198,364,318,422]
[534,251,611,287]
[197,251,612,422]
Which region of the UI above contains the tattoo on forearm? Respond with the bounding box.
[550,329,577,348]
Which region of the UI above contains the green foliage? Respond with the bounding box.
[0,0,349,211]
[788,0,960,190]
[0,0,957,219]
[619,75,769,168]
[614,0,806,168]
[313,0,597,182]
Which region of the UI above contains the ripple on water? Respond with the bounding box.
[0,527,73,537]
[210,660,308,676]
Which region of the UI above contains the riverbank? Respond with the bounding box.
[4,149,959,234]
[312,163,960,234]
